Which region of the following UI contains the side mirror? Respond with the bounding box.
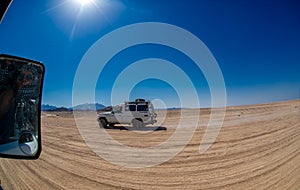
[0,54,44,159]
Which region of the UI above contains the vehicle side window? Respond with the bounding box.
[137,105,148,111]
[129,105,136,111]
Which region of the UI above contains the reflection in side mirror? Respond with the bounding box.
[0,54,44,159]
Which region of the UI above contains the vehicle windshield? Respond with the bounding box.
[112,105,122,113]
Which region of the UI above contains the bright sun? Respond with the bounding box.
[76,0,95,7]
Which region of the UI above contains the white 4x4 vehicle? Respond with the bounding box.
[97,99,157,128]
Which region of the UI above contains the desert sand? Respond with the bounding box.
[0,100,299,189]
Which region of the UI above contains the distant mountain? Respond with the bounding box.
[52,107,70,112]
[71,103,106,111]
[42,104,57,111]
[167,107,182,110]
[42,103,106,111]
[42,104,70,111]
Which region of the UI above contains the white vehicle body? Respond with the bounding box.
[97,99,157,128]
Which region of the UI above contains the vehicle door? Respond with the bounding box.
[122,104,136,124]
[112,105,123,123]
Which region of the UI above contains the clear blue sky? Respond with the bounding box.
[0,0,299,108]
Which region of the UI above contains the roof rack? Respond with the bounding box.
[135,98,145,102]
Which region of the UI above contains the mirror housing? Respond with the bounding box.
[0,0,12,23]
[0,54,44,159]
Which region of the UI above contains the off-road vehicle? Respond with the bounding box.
[97,99,157,128]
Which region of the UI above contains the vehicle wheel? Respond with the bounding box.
[132,119,144,128]
[98,118,107,128]
[108,123,115,129]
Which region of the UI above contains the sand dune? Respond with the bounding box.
[0,100,299,189]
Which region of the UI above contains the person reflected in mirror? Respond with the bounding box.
[15,64,39,132]
[0,61,38,144]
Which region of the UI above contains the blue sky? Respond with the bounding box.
[0,0,299,108]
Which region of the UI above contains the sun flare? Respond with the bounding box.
[75,0,95,7]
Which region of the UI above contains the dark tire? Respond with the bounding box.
[132,118,144,128]
[98,118,107,128]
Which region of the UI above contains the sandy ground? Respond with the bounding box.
[0,100,299,189]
